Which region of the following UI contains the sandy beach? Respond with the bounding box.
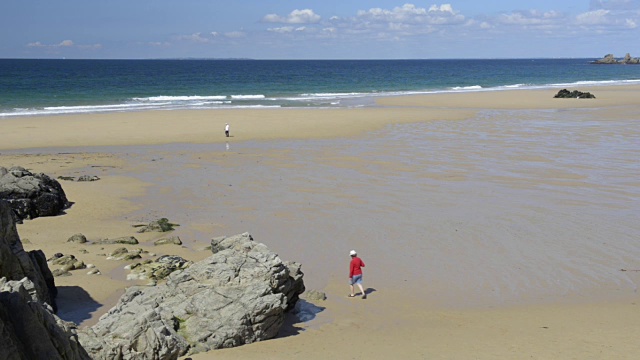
[2,86,640,359]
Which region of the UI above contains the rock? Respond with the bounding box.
[87,269,101,275]
[97,236,139,245]
[302,289,327,301]
[77,175,100,182]
[126,255,192,281]
[592,53,640,64]
[78,232,305,359]
[58,175,101,182]
[553,89,596,99]
[154,236,182,246]
[134,218,178,233]
[0,277,91,360]
[52,269,71,277]
[0,200,58,312]
[67,233,88,243]
[0,166,70,222]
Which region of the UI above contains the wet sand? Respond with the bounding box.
[3,85,640,359]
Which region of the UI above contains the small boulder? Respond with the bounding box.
[154,236,182,246]
[67,233,87,243]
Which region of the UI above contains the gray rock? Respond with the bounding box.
[154,236,182,246]
[67,233,87,243]
[134,218,178,233]
[77,175,100,182]
[0,278,91,360]
[0,166,70,222]
[126,255,192,281]
[302,289,327,301]
[79,232,305,359]
[0,200,57,312]
[97,236,139,245]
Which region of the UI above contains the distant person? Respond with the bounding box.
[348,250,366,299]
[225,123,230,137]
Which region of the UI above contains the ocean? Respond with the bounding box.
[1,58,639,117]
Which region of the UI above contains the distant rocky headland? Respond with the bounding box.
[592,53,640,64]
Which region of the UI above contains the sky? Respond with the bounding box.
[1,0,639,59]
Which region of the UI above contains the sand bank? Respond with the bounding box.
[3,85,640,359]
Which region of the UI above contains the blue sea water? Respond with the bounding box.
[1,58,639,117]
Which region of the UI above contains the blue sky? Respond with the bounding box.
[2,0,639,59]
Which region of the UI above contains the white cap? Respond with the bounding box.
[349,250,357,256]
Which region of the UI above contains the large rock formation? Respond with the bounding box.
[79,232,305,359]
[0,200,57,311]
[0,278,91,360]
[0,166,70,222]
[0,200,90,359]
[592,53,640,64]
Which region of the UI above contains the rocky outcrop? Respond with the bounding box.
[0,166,70,222]
[592,53,640,64]
[0,278,91,360]
[0,200,90,359]
[0,200,57,311]
[79,232,305,359]
[553,89,596,99]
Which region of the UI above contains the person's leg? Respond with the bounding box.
[357,283,365,297]
[349,284,355,296]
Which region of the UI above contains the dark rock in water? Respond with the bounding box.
[553,89,596,99]
[592,53,640,64]
[0,166,70,222]
[79,232,305,359]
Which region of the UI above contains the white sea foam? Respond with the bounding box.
[449,85,483,91]
[134,95,228,101]
[229,95,265,99]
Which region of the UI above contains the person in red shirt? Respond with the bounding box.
[348,250,366,299]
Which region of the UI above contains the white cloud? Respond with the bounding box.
[175,32,211,43]
[26,39,101,49]
[499,10,563,26]
[356,3,465,25]
[268,26,294,33]
[575,9,611,25]
[263,9,321,24]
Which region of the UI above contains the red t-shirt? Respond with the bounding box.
[349,257,365,278]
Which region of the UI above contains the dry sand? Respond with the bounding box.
[2,85,639,359]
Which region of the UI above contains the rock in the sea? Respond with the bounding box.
[592,53,640,64]
[0,200,58,312]
[79,232,305,359]
[0,166,70,222]
[553,89,596,99]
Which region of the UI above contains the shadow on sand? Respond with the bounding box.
[276,299,325,338]
[55,286,102,325]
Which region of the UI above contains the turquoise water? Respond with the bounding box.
[1,58,639,117]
